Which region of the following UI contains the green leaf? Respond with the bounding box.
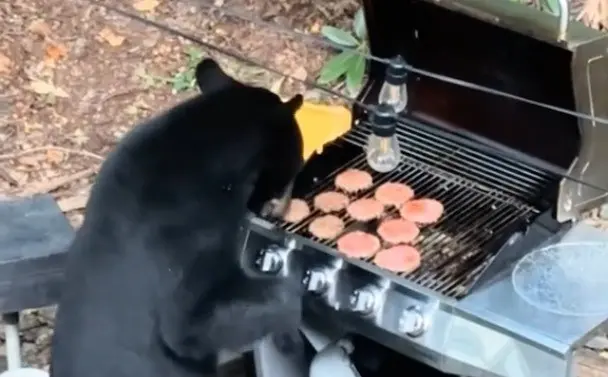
[171,69,197,93]
[186,47,203,60]
[172,79,188,92]
[317,50,357,85]
[321,26,359,47]
[353,9,367,41]
[543,0,559,15]
[346,54,365,96]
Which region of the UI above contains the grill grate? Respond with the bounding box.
[348,120,556,202]
[278,122,556,299]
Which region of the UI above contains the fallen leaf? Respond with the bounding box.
[44,42,68,66]
[291,66,308,81]
[0,53,11,74]
[28,79,69,98]
[135,98,152,110]
[8,170,29,186]
[58,193,89,212]
[18,155,44,168]
[98,28,125,47]
[214,28,227,36]
[133,0,160,11]
[70,128,89,146]
[46,149,65,164]
[270,77,285,94]
[125,105,139,115]
[28,19,52,38]
[23,122,44,134]
[0,167,19,186]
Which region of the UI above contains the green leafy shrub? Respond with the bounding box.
[317,8,368,96]
[170,47,204,93]
[135,47,205,93]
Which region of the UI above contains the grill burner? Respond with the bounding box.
[279,120,552,299]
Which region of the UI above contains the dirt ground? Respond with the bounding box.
[1,0,608,375]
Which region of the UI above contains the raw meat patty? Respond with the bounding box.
[314,191,350,213]
[399,198,444,224]
[346,198,385,222]
[336,231,381,258]
[374,182,415,207]
[373,245,421,273]
[283,199,310,223]
[335,168,373,193]
[308,215,345,239]
[377,218,420,244]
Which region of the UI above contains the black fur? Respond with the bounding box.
[50,59,305,377]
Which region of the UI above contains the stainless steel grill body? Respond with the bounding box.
[245,217,608,377]
[240,95,608,374]
[240,65,608,377]
[240,118,608,377]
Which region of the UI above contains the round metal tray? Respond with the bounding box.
[512,242,608,317]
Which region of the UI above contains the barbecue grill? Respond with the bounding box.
[240,1,608,376]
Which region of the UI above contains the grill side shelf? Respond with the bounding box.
[468,210,571,294]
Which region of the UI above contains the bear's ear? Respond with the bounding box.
[283,94,303,114]
[195,59,238,95]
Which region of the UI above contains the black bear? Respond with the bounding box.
[50,58,305,377]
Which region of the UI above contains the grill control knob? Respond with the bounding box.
[303,268,329,294]
[255,244,284,273]
[398,306,426,337]
[254,238,296,275]
[349,287,380,316]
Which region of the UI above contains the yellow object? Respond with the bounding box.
[295,102,352,161]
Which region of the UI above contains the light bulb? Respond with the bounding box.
[378,55,408,113]
[366,104,401,173]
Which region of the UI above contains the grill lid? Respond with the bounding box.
[361,0,608,222]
